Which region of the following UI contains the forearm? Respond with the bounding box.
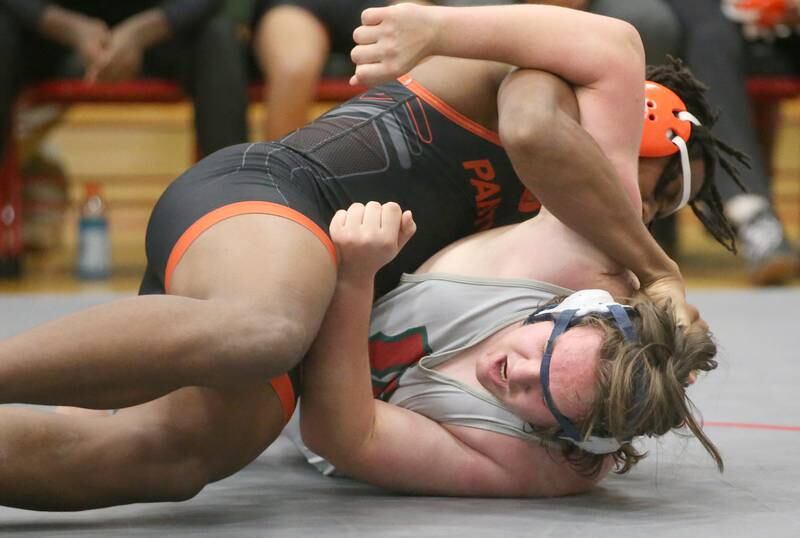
[301,275,377,464]
[37,4,88,46]
[119,8,172,48]
[523,0,590,9]
[504,90,676,285]
[431,4,644,192]
[428,4,639,86]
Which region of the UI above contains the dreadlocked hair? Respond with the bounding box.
[529,297,723,478]
[647,56,750,253]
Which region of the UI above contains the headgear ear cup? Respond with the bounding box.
[640,81,692,157]
[639,81,702,215]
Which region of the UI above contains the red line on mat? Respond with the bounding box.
[704,421,800,432]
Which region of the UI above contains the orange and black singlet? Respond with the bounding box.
[141,77,541,299]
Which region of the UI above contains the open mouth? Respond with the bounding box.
[500,357,508,382]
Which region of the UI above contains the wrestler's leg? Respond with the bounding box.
[0,214,336,408]
[254,5,330,139]
[0,381,286,511]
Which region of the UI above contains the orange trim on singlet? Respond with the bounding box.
[398,75,502,147]
[164,201,337,293]
[269,373,297,425]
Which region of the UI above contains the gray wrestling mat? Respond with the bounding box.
[0,290,798,537]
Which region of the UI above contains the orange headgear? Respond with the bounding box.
[639,81,702,215]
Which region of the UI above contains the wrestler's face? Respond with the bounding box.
[475,321,603,427]
[638,156,706,224]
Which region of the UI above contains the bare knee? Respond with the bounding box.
[271,55,326,87]
[231,308,311,376]
[263,47,327,90]
[255,6,329,82]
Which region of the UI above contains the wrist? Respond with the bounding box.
[335,270,377,292]
[638,256,681,288]
[424,5,448,57]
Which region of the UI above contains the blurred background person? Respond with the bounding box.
[252,0,681,141]
[666,0,799,285]
[0,0,248,161]
[252,0,389,140]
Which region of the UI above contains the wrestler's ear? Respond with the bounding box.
[398,210,416,250]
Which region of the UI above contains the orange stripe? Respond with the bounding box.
[269,373,297,425]
[164,201,337,293]
[399,75,502,146]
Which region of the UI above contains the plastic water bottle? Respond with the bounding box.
[76,182,110,279]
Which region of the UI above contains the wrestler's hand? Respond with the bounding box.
[44,10,110,81]
[350,3,440,86]
[639,271,710,389]
[89,22,145,83]
[330,202,417,281]
[638,271,708,332]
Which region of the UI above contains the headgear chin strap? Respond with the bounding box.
[640,81,702,216]
[524,290,639,455]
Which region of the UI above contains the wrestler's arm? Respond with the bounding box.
[497,69,679,303]
[352,3,643,204]
[448,5,645,207]
[352,4,690,322]
[301,203,596,497]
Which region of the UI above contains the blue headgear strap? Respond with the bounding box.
[608,304,637,341]
[539,309,583,441]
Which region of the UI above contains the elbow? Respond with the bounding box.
[497,71,580,155]
[620,21,646,68]
[299,413,367,470]
[499,106,558,158]
[299,415,326,457]
[499,102,577,174]
[497,67,583,158]
[606,19,646,74]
